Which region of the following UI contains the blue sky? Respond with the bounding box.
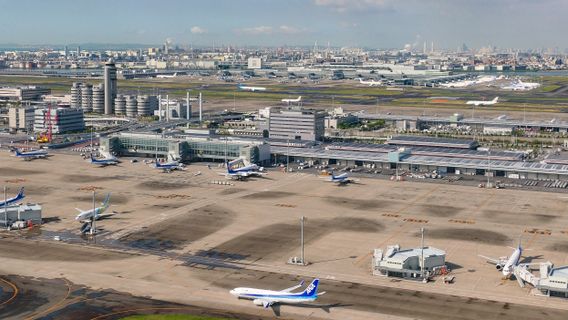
[0,0,566,49]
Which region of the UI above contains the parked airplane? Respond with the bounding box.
[75,193,112,222]
[14,148,48,160]
[502,80,540,91]
[479,237,522,278]
[223,160,265,179]
[237,84,267,92]
[230,278,324,308]
[156,72,178,78]
[90,154,119,166]
[466,97,499,106]
[358,78,383,86]
[0,187,25,207]
[281,96,302,104]
[154,160,185,172]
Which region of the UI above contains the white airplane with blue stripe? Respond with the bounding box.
[154,160,185,172]
[90,154,119,166]
[230,278,324,308]
[14,148,48,160]
[0,187,25,207]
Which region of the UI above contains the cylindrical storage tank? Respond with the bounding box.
[114,95,126,115]
[136,95,149,116]
[92,84,105,114]
[70,82,82,108]
[80,83,93,113]
[126,95,138,117]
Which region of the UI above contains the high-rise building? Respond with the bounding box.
[70,82,82,108]
[77,46,81,57]
[80,83,93,113]
[104,59,117,115]
[64,45,68,58]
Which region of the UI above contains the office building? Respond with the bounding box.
[34,107,85,134]
[8,106,35,133]
[80,83,93,112]
[269,107,325,141]
[104,59,117,115]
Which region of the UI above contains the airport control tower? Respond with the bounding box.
[104,58,117,115]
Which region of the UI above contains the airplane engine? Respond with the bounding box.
[253,299,264,306]
[495,264,503,271]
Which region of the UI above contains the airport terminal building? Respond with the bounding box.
[100,132,271,164]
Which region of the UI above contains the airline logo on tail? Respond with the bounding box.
[302,279,319,297]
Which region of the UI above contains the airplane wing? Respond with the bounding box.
[75,208,84,213]
[281,280,304,293]
[478,254,500,264]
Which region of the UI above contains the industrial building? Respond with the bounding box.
[100,132,270,164]
[0,86,51,101]
[372,245,447,279]
[269,107,325,141]
[34,107,85,134]
[0,203,42,226]
[8,106,35,133]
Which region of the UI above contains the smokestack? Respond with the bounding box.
[186,91,190,120]
[199,92,203,123]
[158,95,162,121]
[166,94,169,122]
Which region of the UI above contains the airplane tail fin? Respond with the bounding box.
[493,97,499,103]
[17,187,25,200]
[15,149,21,156]
[301,279,320,297]
[227,161,236,174]
[102,193,111,209]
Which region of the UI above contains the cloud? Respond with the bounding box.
[314,0,393,12]
[278,25,304,35]
[234,25,309,36]
[235,26,273,35]
[190,26,207,34]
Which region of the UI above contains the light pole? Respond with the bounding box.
[487,149,491,188]
[90,190,96,236]
[286,139,290,173]
[3,186,7,229]
[300,216,306,265]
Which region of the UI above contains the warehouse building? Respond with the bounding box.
[0,203,42,227]
[0,86,50,101]
[372,245,447,280]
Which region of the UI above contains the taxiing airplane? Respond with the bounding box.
[281,96,302,104]
[479,237,523,278]
[0,187,25,207]
[466,97,499,106]
[230,278,324,308]
[154,160,185,172]
[156,72,178,78]
[324,172,354,185]
[75,193,112,222]
[14,148,48,160]
[358,78,383,86]
[237,84,267,92]
[90,154,119,166]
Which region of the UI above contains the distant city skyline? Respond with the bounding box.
[0,0,567,50]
